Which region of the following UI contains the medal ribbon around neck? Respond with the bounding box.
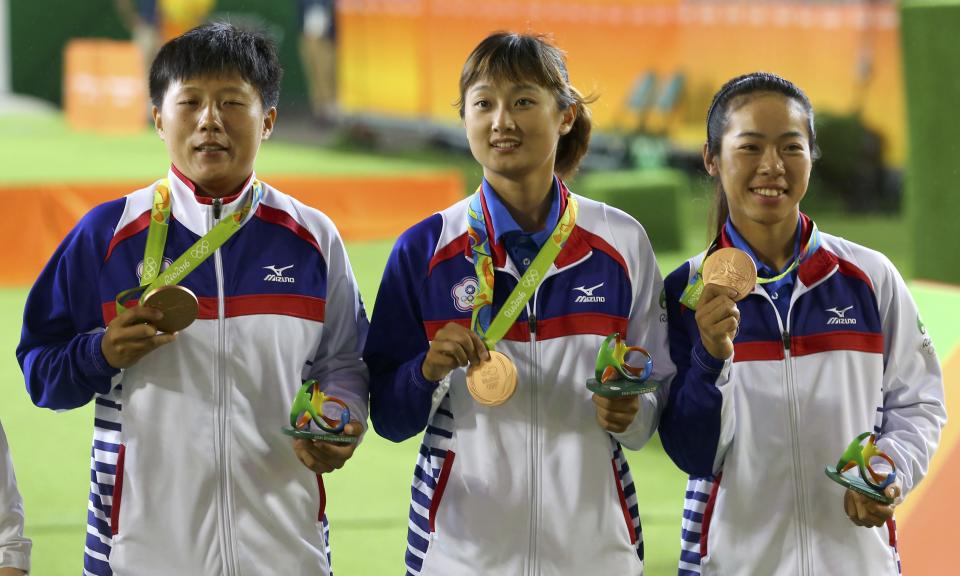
[679,220,821,310]
[115,178,263,314]
[467,186,578,349]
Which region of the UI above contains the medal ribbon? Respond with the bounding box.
[467,186,578,349]
[115,178,263,314]
[679,220,821,310]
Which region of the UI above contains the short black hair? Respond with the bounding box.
[149,22,282,109]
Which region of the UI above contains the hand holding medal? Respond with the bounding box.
[458,188,579,407]
[466,349,518,407]
[113,179,262,341]
[676,247,755,361]
[701,248,758,301]
[140,285,200,333]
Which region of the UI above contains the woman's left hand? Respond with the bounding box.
[292,422,363,474]
[844,482,900,528]
[592,393,641,434]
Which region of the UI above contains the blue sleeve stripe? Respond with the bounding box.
[683,509,704,522]
[425,425,453,439]
[680,549,703,564]
[681,528,701,544]
[685,489,711,503]
[93,439,121,453]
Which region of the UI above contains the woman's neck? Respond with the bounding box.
[172,165,249,199]
[485,170,555,233]
[731,214,799,272]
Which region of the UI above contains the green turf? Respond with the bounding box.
[5,237,958,574]
[2,112,958,574]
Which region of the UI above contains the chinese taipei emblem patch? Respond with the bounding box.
[452,277,479,312]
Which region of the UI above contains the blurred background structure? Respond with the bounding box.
[0,0,957,574]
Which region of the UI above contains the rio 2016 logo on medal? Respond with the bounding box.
[466,350,517,407]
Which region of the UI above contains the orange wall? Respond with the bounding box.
[338,0,904,164]
[0,173,462,286]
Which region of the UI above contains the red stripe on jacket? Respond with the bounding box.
[423,313,626,342]
[102,294,325,325]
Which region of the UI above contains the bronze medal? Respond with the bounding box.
[466,350,517,407]
[141,285,199,333]
[702,247,758,301]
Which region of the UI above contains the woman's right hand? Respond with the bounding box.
[101,305,177,369]
[694,283,741,361]
[421,322,490,382]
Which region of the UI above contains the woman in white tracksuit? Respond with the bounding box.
[363,32,675,575]
[658,72,946,575]
[0,421,30,575]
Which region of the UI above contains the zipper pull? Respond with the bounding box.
[782,330,791,351]
[213,198,222,220]
[529,313,537,336]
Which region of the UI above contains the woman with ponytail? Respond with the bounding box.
[363,32,674,575]
[658,72,945,575]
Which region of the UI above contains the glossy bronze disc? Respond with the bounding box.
[701,247,758,301]
[141,285,199,333]
[466,350,517,407]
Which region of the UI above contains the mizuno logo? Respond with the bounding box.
[826,305,856,325]
[264,264,295,283]
[574,282,605,303]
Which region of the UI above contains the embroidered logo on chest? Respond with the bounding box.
[264,264,296,283]
[452,277,479,312]
[826,305,857,325]
[573,282,605,303]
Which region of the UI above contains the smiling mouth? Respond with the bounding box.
[751,187,786,198]
[491,141,520,150]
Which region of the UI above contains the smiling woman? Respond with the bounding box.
[363,32,676,576]
[658,72,946,576]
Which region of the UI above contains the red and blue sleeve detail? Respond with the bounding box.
[658,261,726,476]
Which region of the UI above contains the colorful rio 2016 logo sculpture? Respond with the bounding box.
[825,432,897,504]
[281,380,357,444]
[586,332,658,398]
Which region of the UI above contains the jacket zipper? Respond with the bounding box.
[212,201,237,575]
[781,304,810,576]
[526,296,539,576]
